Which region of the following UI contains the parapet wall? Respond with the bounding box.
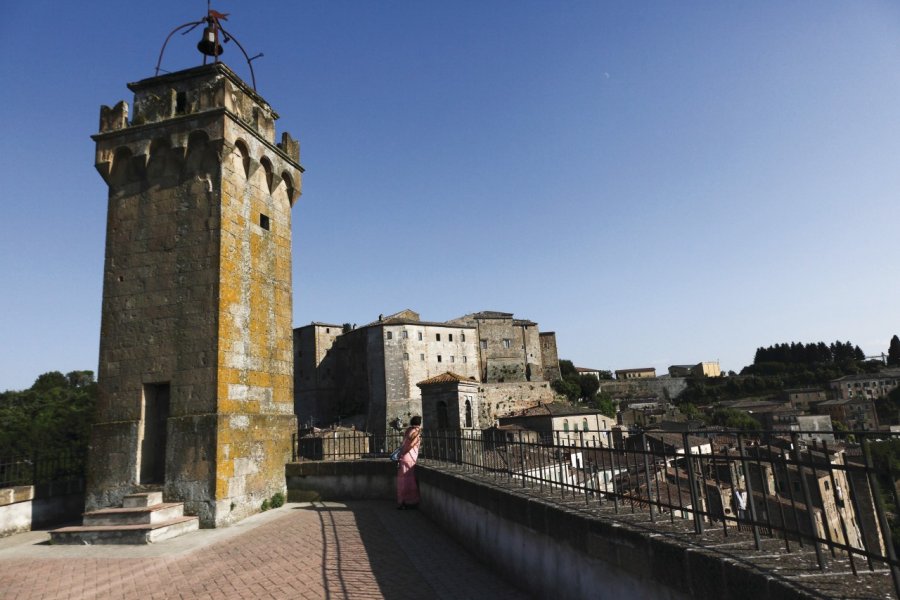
[284,460,819,600]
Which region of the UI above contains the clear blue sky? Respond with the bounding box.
[1,1,899,391]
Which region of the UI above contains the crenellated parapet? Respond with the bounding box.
[93,62,302,203]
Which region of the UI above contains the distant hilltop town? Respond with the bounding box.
[295,312,900,442]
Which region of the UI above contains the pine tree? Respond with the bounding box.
[889,335,900,367]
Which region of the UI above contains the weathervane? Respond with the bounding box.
[154,1,264,90]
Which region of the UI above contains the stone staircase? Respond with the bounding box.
[49,492,199,545]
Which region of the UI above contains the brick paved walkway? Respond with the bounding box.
[0,501,527,600]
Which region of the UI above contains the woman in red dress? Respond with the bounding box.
[396,416,422,509]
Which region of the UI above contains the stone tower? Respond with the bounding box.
[88,62,302,526]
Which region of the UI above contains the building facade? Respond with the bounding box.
[667,361,721,378]
[615,367,657,380]
[295,309,561,433]
[830,370,900,402]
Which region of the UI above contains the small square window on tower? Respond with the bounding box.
[259,214,270,230]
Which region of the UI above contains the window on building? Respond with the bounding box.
[563,419,569,433]
[418,331,423,341]
[450,356,455,363]
[436,334,441,341]
[463,356,467,363]
[480,339,487,349]
[437,355,442,363]
[401,330,408,339]
[420,354,425,361]
[403,352,409,361]
[259,214,270,231]
[461,333,466,342]
[583,418,589,432]
[449,334,453,342]
[465,400,473,428]
[503,339,512,349]
[386,331,393,340]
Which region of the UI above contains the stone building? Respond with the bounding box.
[417,372,557,433]
[615,367,657,380]
[829,369,900,402]
[668,361,721,378]
[816,397,880,431]
[498,402,615,448]
[88,62,302,526]
[294,309,561,433]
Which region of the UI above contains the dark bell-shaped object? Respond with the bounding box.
[197,25,223,57]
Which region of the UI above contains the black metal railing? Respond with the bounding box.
[294,426,900,597]
[0,449,87,490]
[292,430,405,462]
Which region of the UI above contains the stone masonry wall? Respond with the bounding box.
[90,64,301,526]
[382,323,479,432]
[479,382,555,427]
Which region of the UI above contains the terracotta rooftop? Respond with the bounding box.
[417,372,478,386]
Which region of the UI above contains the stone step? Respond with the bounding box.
[82,502,185,526]
[49,516,199,545]
[123,491,163,508]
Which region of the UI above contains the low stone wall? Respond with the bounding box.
[284,461,819,600]
[0,486,34,537]
[0,480,86,537]
[285,460,396,502]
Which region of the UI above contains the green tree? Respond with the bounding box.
[888,335,900,367]
[589,392,616,418]
[551,378,580,403]
[708,408,760,431]
[0,371,97,458]
[578,374,600,401]
[559,359,577,378]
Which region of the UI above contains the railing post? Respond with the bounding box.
[683,432,703,534]
[643,435,655,522]
[862,436,900,598]
[791,432,826,571]
[736,433,762,550]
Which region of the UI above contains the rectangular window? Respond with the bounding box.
[503,339,512,349]
[480,339,487,349]
[436,333,441,341]
[420,353,425,361]
[403,352,409,360]
[259,214,270,230]
[461,333,466,342]
[401,330,408,339]
[450,356,455,363]
[418,332,423,341]
[449,334,453,342]
[463,356,467,363]
[386,331,393,340]
[437,355,442,363]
